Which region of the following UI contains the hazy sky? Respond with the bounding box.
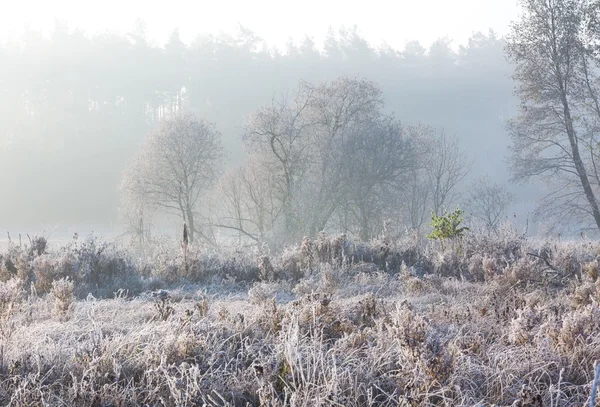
[1,0,521,49]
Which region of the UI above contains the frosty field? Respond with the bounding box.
[1,231,600,406]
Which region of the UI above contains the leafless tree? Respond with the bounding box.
[210,158,280,243]
[405,166,431,232]
[303,77,385,237]
[341,119,423,240]
[119,159,153,247]
[465,177,514,232]
[394,125,437,233]
[242,85,318,240]
[427,130,471,215]
[242,77,384,242]
[121,113,223,242]
[506,0,600,231]
[212,167,247,244]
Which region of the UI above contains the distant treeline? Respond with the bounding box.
[0,25,516,229]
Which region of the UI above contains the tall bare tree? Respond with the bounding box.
[302,77,384,236]
[427,130,471,215]
[119,158,153,247]
[341,119,423,240]
[507,0,600,231]
[405,167,431,232]
[242,77,384,242]
[242,85,318,239]
[400,126,436,233]
[121,113,223,242]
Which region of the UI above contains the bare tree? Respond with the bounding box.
[506,0,600,231]
[427,130,471,215]
[212,167,247,244]
[465,177,514,232]
[302,77,384,237]
[243,77,384,242]
[243,85,318,240]
[396,125,437,233]
[119,158,153,247]
[121,113,223,242]
[341,119,423,240]
[405,167,431,232]
[226,76,469,243]
[210,158,280,243]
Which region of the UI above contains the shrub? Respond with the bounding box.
[258,255,275,281]
[427,208,470,249]
[0,278,22,321]
[49,277,74,319]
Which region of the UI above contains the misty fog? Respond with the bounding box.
[6,3,600,404]
[0,22,543,242]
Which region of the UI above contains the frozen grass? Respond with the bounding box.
[1,231,600,405]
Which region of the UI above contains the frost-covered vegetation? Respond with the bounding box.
[2,229,600,406]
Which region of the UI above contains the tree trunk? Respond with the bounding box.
[359,216,370,242]
[139,213,144,247]
[561,94,600,231]
[358,200,370,242]
[282,200,294,241]
[186,207,195,243]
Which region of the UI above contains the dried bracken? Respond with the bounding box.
[0,232,599,405]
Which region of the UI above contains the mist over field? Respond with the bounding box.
[0,3,533,242]
[5,1,600,406]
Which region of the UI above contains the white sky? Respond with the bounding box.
[0,0,521,50]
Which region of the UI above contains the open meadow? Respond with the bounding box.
[1,231,600,406]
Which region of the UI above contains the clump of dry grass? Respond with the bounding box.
[258,255,275,281]
[0,278,22,339]
[49,277,74,319]
[0,278,22,316]
[152,290,174,321]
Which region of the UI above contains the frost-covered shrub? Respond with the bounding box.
[248,281,279,305]
[33,252,76,294]
[15,253,34,287]
[49,277,74,319]
[258,255,275,281]
[168,243,260,284]
[559,303,600,349]
[30,235,143,298]
[0,278,22,320]
[507,257,536,284]
[583,260,599,281]
[319,263,342,293]
[65,236,138,295]
[482,255,501,280]
[467,253,485,282]
[0,254,17,279]
[27,235,47,257]
[277,246,306,281]
[508,307,541,345]
[433,250,465,278]
[571,279,600,308]
[315,232,347,265]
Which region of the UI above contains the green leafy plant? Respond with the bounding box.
[427,208,469,249]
